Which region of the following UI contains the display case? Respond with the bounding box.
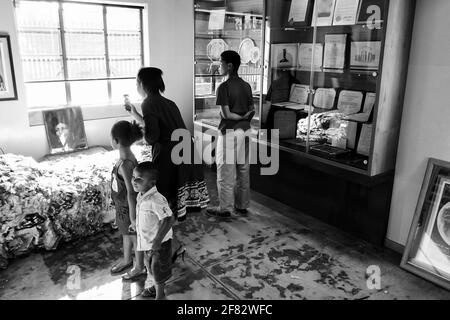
[262,0,412,177]
[193,0,264,130]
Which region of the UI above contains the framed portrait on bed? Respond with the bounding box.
[401,158,450,291]
[43,107,88,154]
[0,34,18,101]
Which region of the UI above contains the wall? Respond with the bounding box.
[0,0,194,160]
[387,0,450,248]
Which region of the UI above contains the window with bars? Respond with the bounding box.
[15,0,144,108]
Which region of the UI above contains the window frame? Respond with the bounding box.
[17,0,145,108]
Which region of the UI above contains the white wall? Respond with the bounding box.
[0,0,194,160]
[387,0,450,247]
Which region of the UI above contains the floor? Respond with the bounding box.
[0,171,449,300]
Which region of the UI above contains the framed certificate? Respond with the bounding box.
[313,88,336,109]
[333,0,360,25]
[312,0,337,26]
[287,0,313,27]
[208,9,226,30]
[323,34,347,69]
[337,90,363,115]
[298,43,323,70]
[350,41,381,70]
[271,43,299,69]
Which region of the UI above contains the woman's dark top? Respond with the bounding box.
[141,94,187,147]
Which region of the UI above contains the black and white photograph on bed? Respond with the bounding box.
[43,107,88,154]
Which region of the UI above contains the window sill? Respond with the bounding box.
[28,102,142,127]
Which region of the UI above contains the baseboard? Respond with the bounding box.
[384,238,405,254]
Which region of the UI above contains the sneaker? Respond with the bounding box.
[206,207,231,218]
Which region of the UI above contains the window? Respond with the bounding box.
[15,0,144,108]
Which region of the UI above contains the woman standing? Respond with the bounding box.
[126,67,209,221]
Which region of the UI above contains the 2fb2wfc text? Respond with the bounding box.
[177,303,273,318]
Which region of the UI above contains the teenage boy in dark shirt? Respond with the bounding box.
[207,50,255,218]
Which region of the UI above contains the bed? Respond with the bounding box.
[0,143,151,270]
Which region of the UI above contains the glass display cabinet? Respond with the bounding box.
[193,0,264,131]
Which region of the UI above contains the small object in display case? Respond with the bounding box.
[357,0,385,30]
[310,144,351,158]
[250,46,261,64]
[350,41,381,70]
[323,34,347,70]
[271,43,298,69]
[337,90,363,115]
[239,38,256,64]
[298,43,323,70]
[312,0,337,26]
[313,88,337,109]
[402,158,450,291]
[208,9,226,30]
[332,0,360,26]
[272,83,309,109]
[287,0,313,27]
[207,39,229,61]
[274,110,297,139]
[344,92,375,122]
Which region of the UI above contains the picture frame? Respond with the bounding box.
[0,34,18,101]
[401,158,450,291]
[270,43,299,69]
[350,41,381,70]
[43,107,88,154]
[287,0,313,27]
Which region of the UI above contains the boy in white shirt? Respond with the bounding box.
[132,161,175,300]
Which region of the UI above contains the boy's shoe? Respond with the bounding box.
[235,207,248,215]
[206,207,231,218]
[141,286,156,298]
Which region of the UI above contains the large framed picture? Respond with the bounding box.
[350,41,381,70]
[43,107,88,154]
[401,158,450,290]
[0,34,18,101]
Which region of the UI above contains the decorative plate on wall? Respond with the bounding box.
[207,39,228,61]
[250,46,261,64]
[238,38,255,64]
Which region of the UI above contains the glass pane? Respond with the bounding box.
[16,1,59,29]
[70,80,108,105]
[194,1,264,130]
[107,7,141,31]
[18,31,61,56]
[63,3,104,30]
[65,32,105,57]
[110,78,141,103]
[25,82,67,107]
[67,57,106,79]
[109,57,141,78]
[22,57,64,81]
[108,33,141,56]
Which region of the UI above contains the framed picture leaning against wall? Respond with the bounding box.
[401,158,450,291]
[0,34,18,101]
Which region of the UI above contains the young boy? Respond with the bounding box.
[207,50,255,218]
[132,161,175,300]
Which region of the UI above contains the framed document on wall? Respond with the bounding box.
[350,41,381,70]
[402,158,450,291]
[323,34,347,69]
[271,43,299,69]
[333,0,360,25]
[287,0,313,27]
[312,0,337,26]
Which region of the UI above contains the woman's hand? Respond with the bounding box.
[125,102,138,115]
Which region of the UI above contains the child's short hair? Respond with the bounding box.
[134,161,159,181]
[221,50,241,71]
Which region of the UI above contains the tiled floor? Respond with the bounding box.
[0,170,449,300]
